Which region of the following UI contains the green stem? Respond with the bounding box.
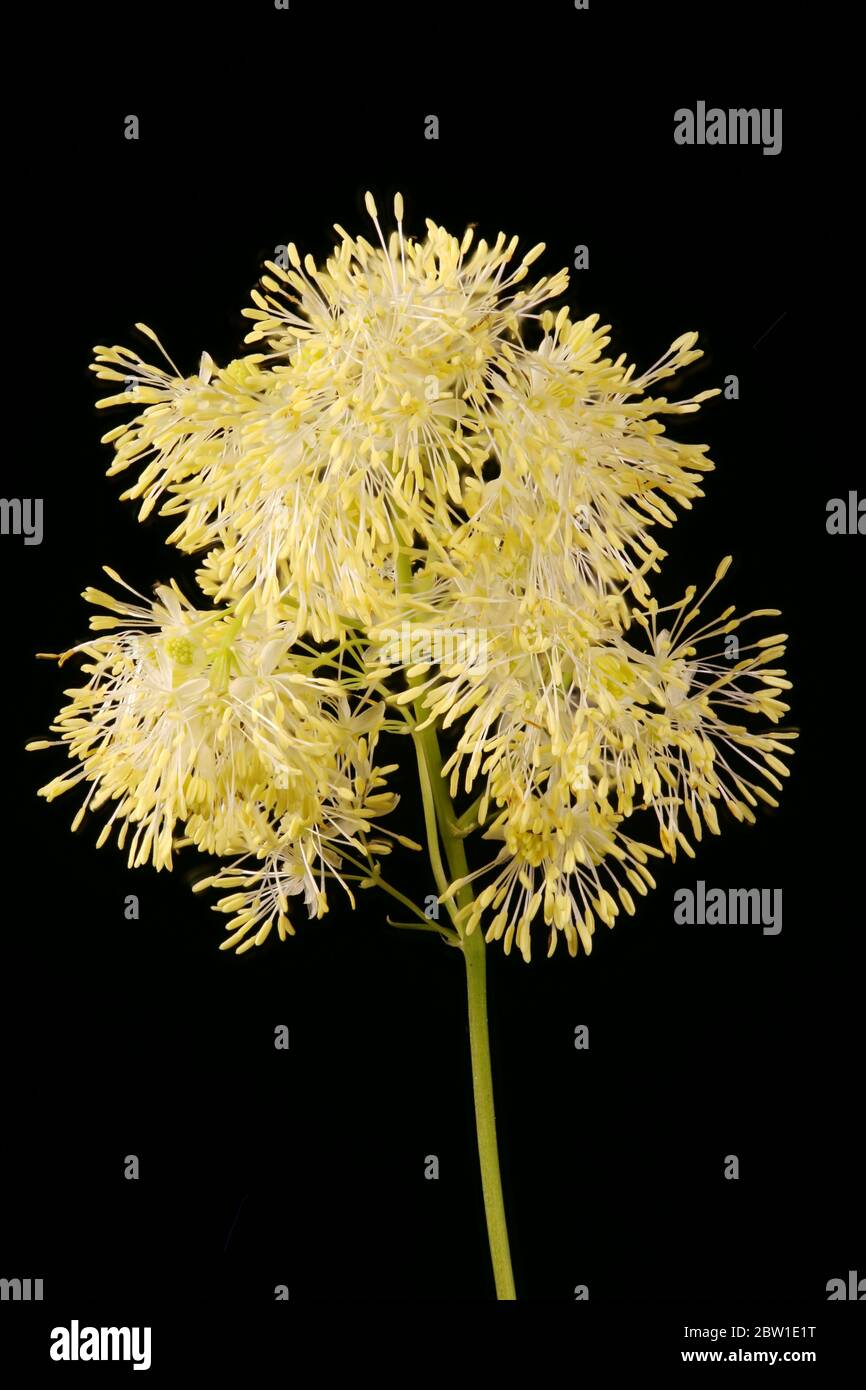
[396,548,517,1301]
[410,721,459,921]
[461,915,517,1299]
[417,706,517,1300]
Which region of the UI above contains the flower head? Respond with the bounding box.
[34,194,794,964]
[91,196,571,639]
[29,571,399,889]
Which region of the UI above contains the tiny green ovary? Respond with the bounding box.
[166,636,195,666]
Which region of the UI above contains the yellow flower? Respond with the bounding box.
[195,725,401,954]
[457,311,719,602]
[442,783,661,962]
[35,194,794,969]
[28,572,399,886]
[399,559,794,960]
[91,196,568,639]
[624,559,796,850]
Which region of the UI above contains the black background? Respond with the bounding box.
[2,0,861,1372]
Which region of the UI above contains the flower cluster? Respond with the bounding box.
[30,193,794,958]
[30,573,405,948]
[425,558,794,959]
